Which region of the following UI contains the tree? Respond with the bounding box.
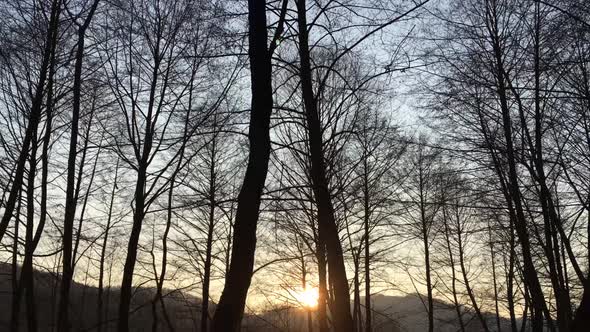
[99,1,203,330]
[211,0,284,329]
[57,1,100,329]
[0,0,62,244]
[401,137,441,332]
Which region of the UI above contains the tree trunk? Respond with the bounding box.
[317,240,329,332]
[486,3,551,329]
[202,136,217,332]
[58,2,99,325]
[418,169,433,332]
[489,223,501,332]
[118,19,163,331]
[507,219,518,332]
[10,191,22,332]
[24,131,39,332]
[363,164,371,332]
[210,0,274,330]
[295,1,354,330]
[456,212,489,332]
[117,164,148,332]
[442,207,465,332]
[98,160,119,332]
[71,109,99,267]
[352,256,361,332]
[573,281,590,332]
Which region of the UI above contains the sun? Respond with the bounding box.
[295,287,319,309]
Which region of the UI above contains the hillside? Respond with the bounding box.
[0,262,199,331]
[0,263,511,331]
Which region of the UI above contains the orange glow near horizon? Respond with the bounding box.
[295,287,319,309]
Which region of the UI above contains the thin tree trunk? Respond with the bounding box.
[507,218,518,332]
[572,68,590,332]
[151,66,196,332]
[475,92,517,332]
[363,162,371,332]
[486,3,552,329]
[520,283,530,332]
[317,240,329,332]
[531,5,571,329]
[418,169,434,332]
[72,108,99,267]
[352,256,361,332]
[34,9,58,252]
[106,255,115,330]
[442,207,465,332]
[97,159,119,332]
[489,223,501,332]
[299,248,313,332]
[422,223,433,332]
[118,21,164,331]
[58,3,99,328]
[51,255,60,332]
[456,210,489,332]
[10,191,22,331]
[79,260,91,330]
[24,131,38,332]
[118,163,148,332]
[202,127,218,332]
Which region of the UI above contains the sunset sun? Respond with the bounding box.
[295,287,319,309]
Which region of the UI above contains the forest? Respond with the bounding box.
[1,0,590,331]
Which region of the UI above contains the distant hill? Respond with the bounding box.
[0,263,513,331]
[368,293,513,332]
[0,262,201,331]
[243,293,514,332]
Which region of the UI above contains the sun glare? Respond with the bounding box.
[296,287,319,309]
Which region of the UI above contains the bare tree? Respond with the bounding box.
[401,138,441,332]
[211,0,285,330]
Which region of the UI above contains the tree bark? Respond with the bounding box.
[573,281,590,332]
[210,0,275,329]
[455,209,489,332]
[488,223,502,332]
[418,166,434,332]
[352,255,361,332]
[317,240,329,332]
[24,131,38,332]
[117,16,164,330]
[58,2,99,328]
[117,163,148,332]
[295,1,354,330]
[97,159,119,332]
[201,128,218,332]
[363,161,371,332]
[442,207,465,332]
[485,3,552,329]
[10,191,22,332]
